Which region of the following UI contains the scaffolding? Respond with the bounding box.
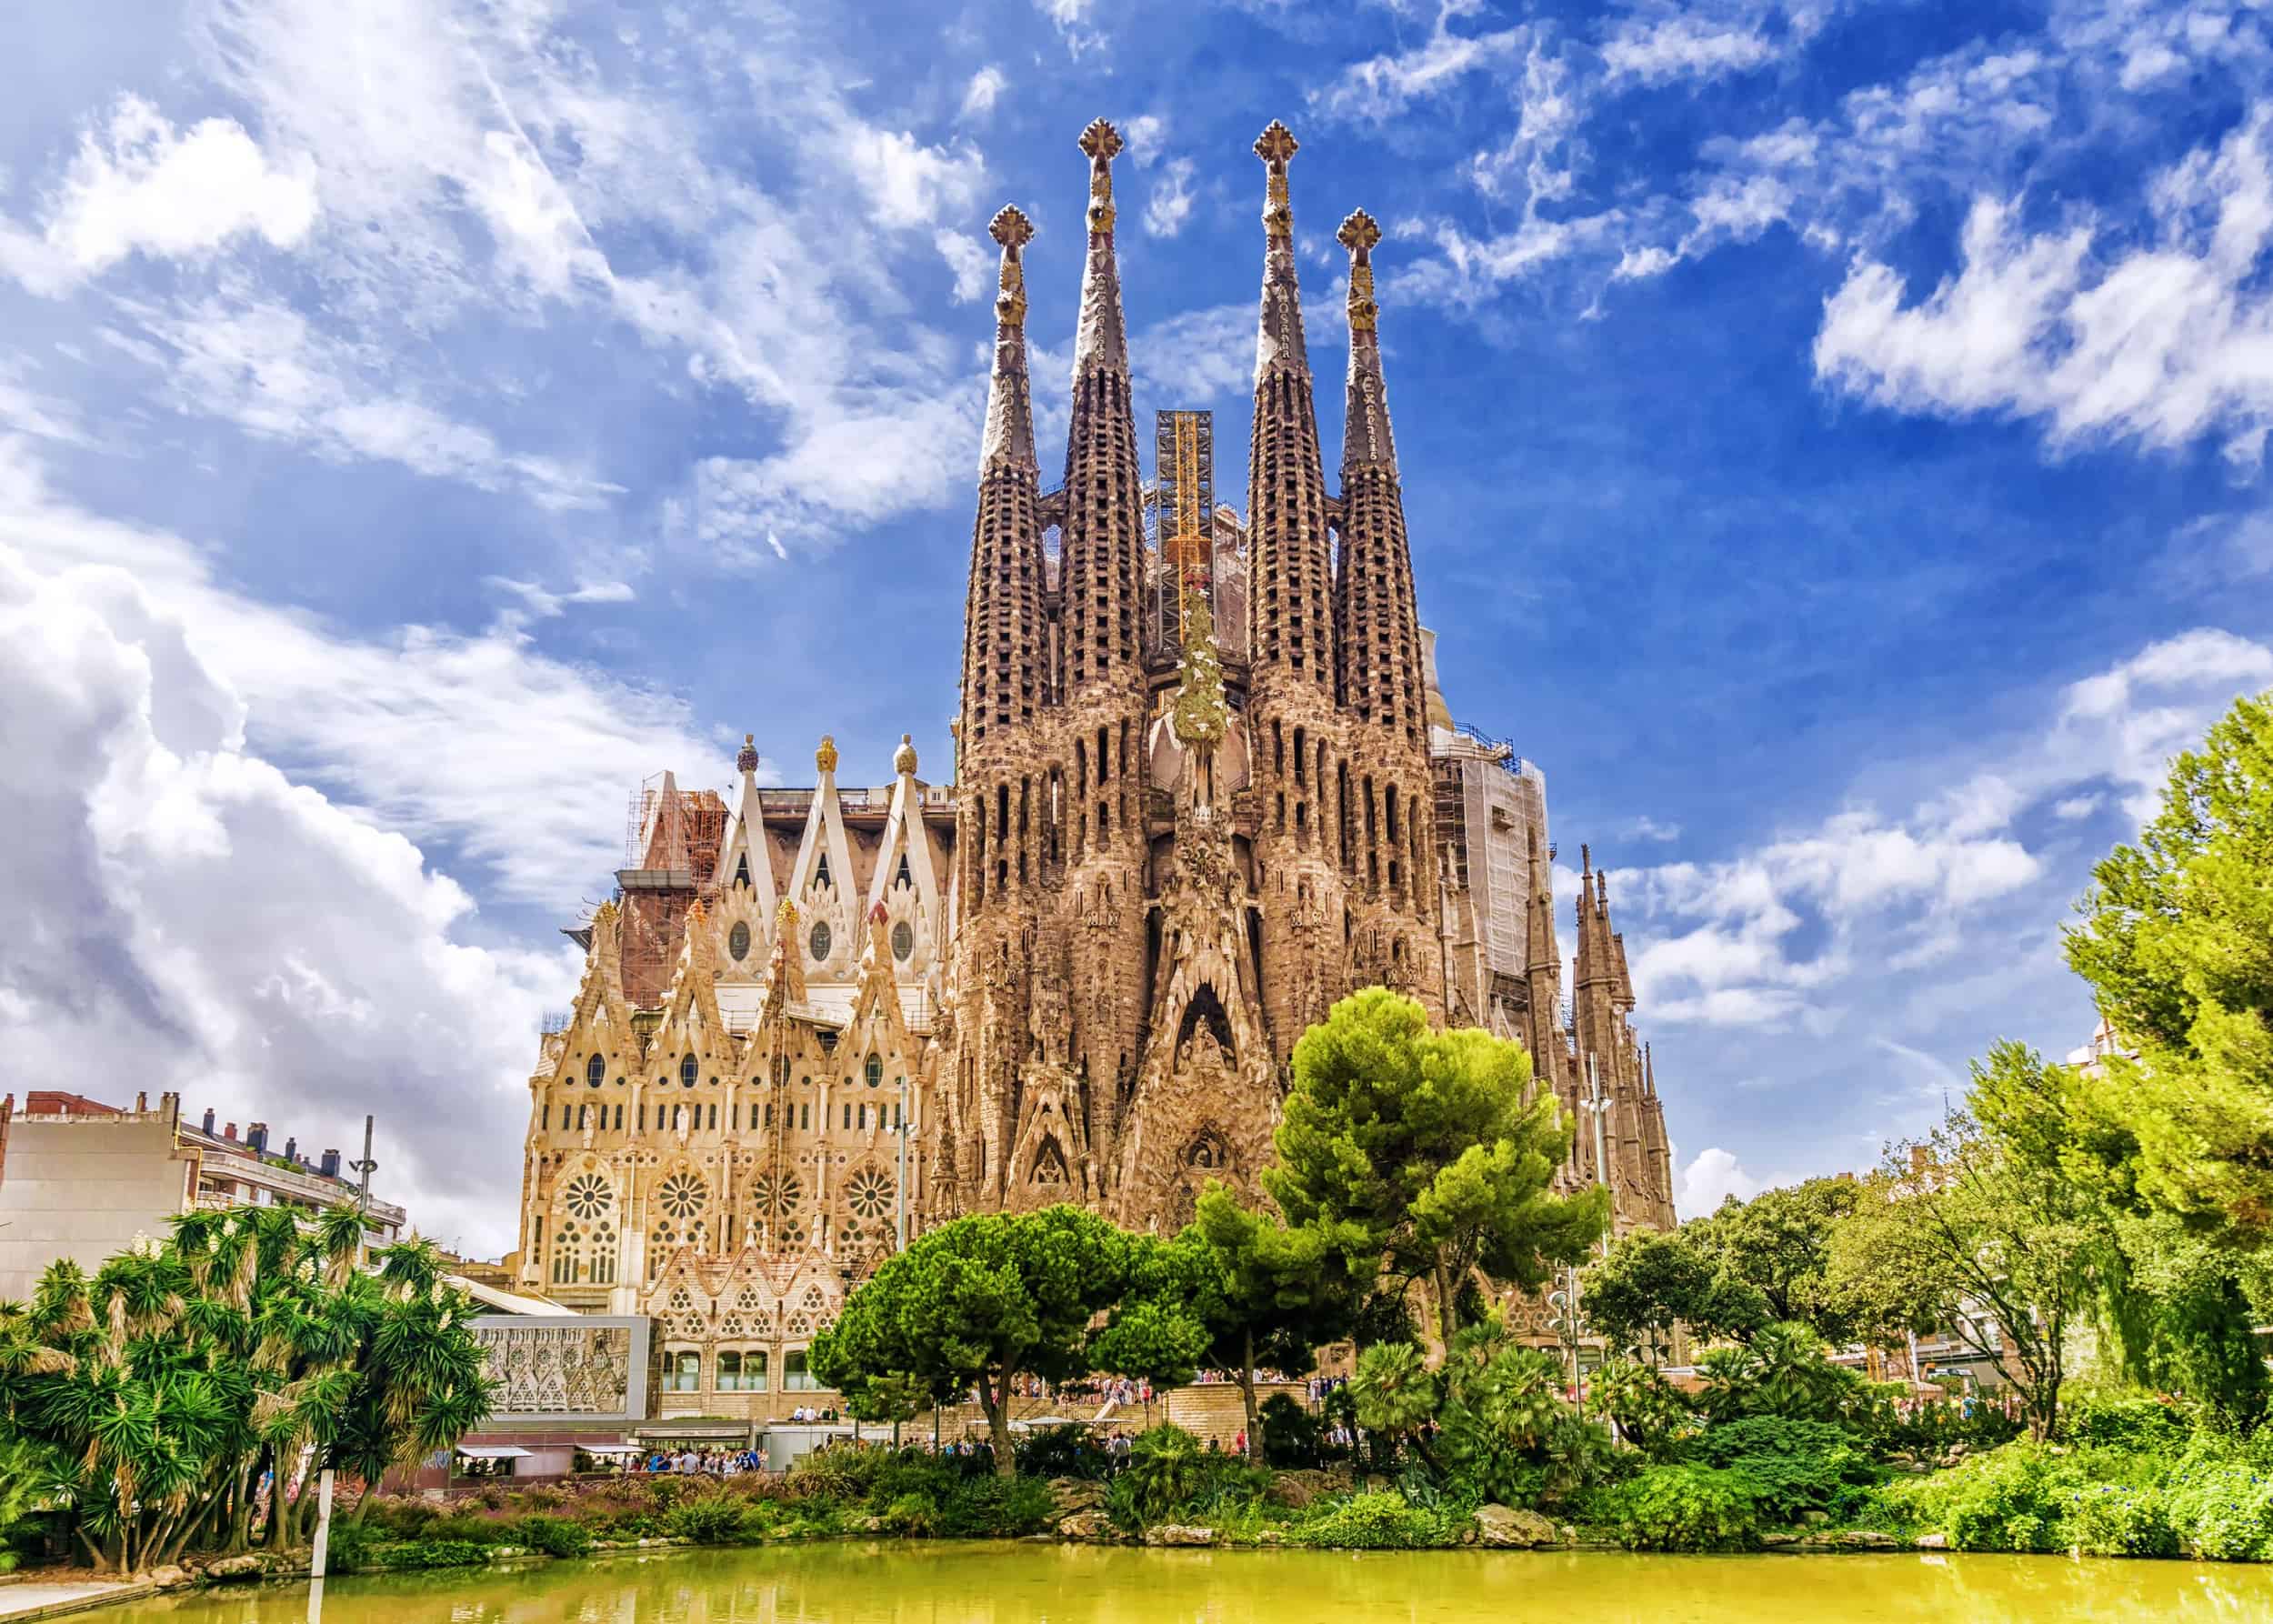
[1146,410,1215,654]
[616,774,730,1008]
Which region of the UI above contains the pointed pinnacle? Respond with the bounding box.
[1337,208,1382,253]
[1078,118,1124,163]
[988,206,1035,251]
[1254,120,1299,165]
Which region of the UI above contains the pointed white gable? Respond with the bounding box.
[786,736,858,981]
[865,736,946,979]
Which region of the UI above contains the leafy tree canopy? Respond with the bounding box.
[2066,689,2273,1238]
[1686,1177,1861,1344]
[1102,1183,1369,1459]
[1266,989,1607,1346]
[1582,1228,1766,1358]
[809,1205,1201,1477]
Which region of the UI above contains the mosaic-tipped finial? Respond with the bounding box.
[1078,118,1123,233]
[1255,120,1298,236]
[816,734,838,776]
[1337,208,1382,254]
[894,732,918,776]
[1339,209,1382,336]
[736,732,759,774]
[988,206,1034,329]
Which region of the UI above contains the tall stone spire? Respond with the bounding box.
[979,206,1037,476]
[1061,118,1144,692]
[1337,209,1397,473]
[1524,827,1565,1089]
[1334,207,1425,743]
[1246,119,1334,687]
[960,206,1046,757]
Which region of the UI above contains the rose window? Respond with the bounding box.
[657,1173,708,1221]
[749,1171,803,1218]
[562,1174,612,1221]
[846,1168,894,1221]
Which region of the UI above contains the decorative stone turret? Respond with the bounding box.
[960,206,1045,753]
[1335,208,1424,747]
[1246,120,1333,688]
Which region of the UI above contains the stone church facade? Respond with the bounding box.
[512,120,1676,1416]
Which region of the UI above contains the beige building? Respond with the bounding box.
[511,118,1680,1422]
[0,1090,406,1299]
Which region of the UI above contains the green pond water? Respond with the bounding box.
[100,1542,2273,1622]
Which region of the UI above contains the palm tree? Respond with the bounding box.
[0,1203,496,1569]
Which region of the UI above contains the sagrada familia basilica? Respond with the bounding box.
[513,121,1677,1408]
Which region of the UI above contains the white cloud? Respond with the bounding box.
[1623,625,2273,1034]
[961,65,1007,121]
[0,537,566,1254]
[0,439,716,911]
[1626,813,1683,842]
[1815,110,2273,467]
[1036,0,1106,55]
[1312,0,1526,123]
[126,296,617,511]
[1124,115,1167,163]
[3,95,317,294]
[843,127,986,232]
[1603,17,1776,86]
[1146,157,1198,238]
[1677,1147,1762,1216]
[936,229,991,304]
[1132,304,1257,406]
[136,0,996,551]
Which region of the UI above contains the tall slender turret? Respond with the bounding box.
[1331,207,1441,1007]
[1524,827,1567,1095]
[1246,121,1334,687]
[1241,119,1352,1055]
[1061,118,1144,695]
[961,206,1045,757]
[1334,209,1424,746]
[1056,119,1150,1188]
[954,205,1052,1207]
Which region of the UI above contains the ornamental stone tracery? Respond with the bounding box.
[511,118,1681,1419]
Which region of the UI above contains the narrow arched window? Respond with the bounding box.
[865,1054,883,1088]
[586,1054,605,1088]
[680,1054,698,1088]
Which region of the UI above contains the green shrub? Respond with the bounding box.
[1593,1360,1697,1459]
[1123,1425,1208,1523]
[789,1445,894,1500]
[2165,1449,2273,1560]
[383,1539,490,1569]
[1259,1393,1319,1467]
[1874,1443,2066,1552]
[2064,1482,2179,1558]
[1595,1465,1761,1552]
[879,1492,939,1537]
[936,1475,1054,1539]
[1687,1417,1879,1523]
[665,1493,750,1544]
[2064,1394,2191,1454]
[1296,1490,1451,1549]
[512,1513,594,1558]
[322,1519,380,1572]
[1016,1425,1107,1480]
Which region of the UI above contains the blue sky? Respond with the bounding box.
[4,0,2272,1251]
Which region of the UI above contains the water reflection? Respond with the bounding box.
[110,1542,2273,1624]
